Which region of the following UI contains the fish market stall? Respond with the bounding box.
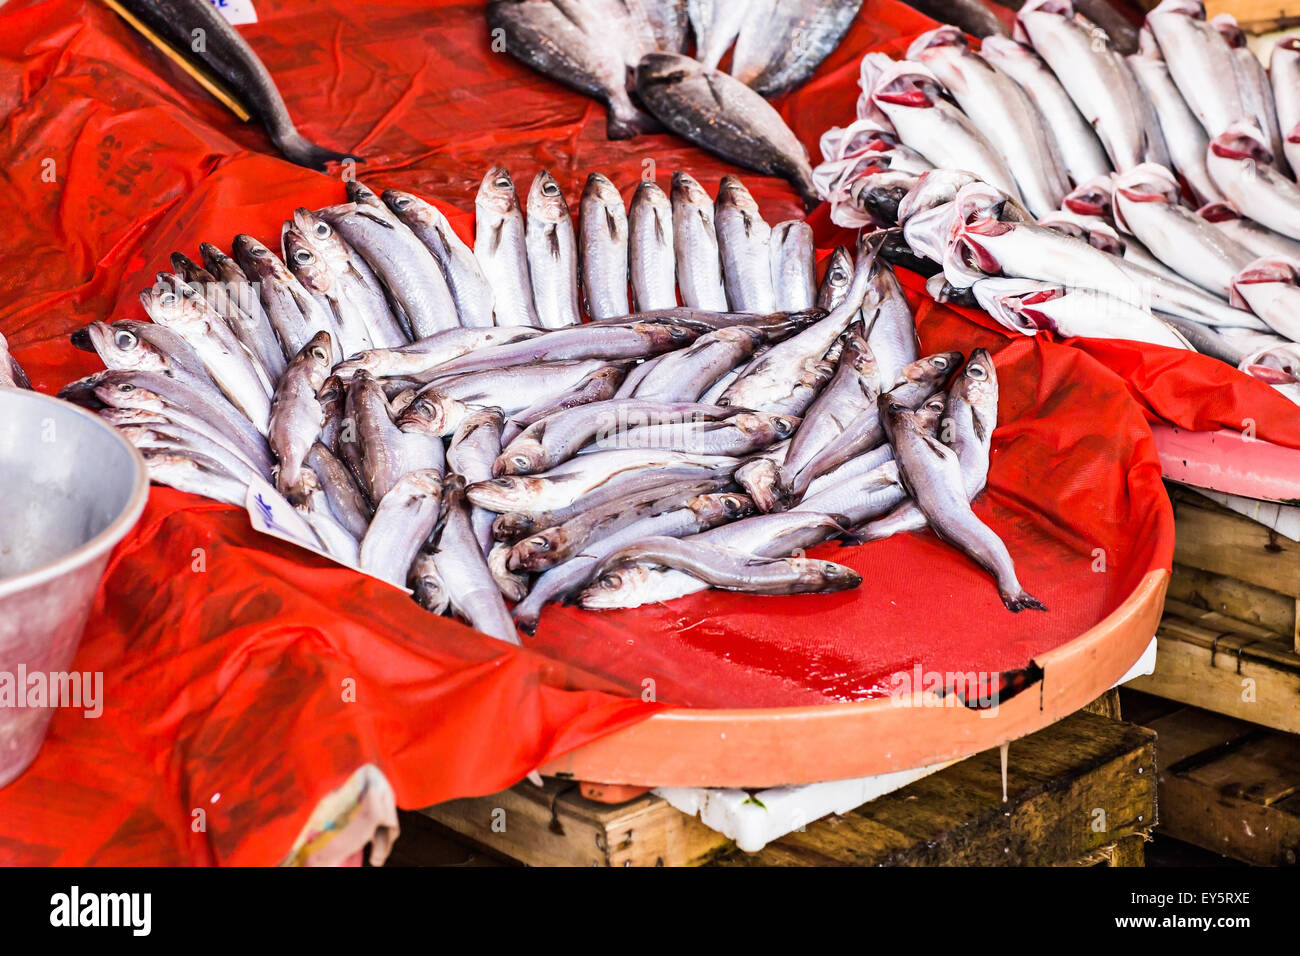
[0,0,1298,871]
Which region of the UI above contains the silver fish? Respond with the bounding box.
[269,331,333,502]
[591,410,796,456]
[448,408,506,554]
[978,36,1111,188]
[335,326,541,380]
[671,171,729,311]
[140,448,252,508]
[319,202,459,339]
[1145,0,1249,143]
[816,246,854,311]
[234,233,340,363]
[432,476,520,645]
[864,256,921,388]
[502,364,628,442]
[1269,37,1300,175]
[295,468,361,564]
[140,273,273,431]
[196,242,289,381]
[629,180,678,311]
[474,167,541,327]
[689,0,751,69]
[486,0,659,139]
[716,176,776,314]
[1229,258,1300,342]
[283,226,375,358]
[1196,203,1300,261]
[411,552,450,614]
[305,441,372,540]
[636,54,818,206]
[732,0,863,96]
[288,208,409,349]
[359,469,444,588]
[633,325,764,401]
[1207,123,1300,242]
[578,173,630,320]
[73,319,217,400]
[526,170,582,329]
[882,393,1044,612]
[1209,15,1288,176]
[769,220,816,312]
[642,0,691,52]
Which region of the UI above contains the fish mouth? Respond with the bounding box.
[905,25,966,59]
[873,74,939,108]
[1210,126,1273,163]
[1233,257,1298,286]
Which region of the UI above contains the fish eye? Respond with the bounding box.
[314,222,331,238]
[495,176,511,189]
[967,364,987,380]
[117,383,134,392]
[527,536,550,551]
[669,326,689,339]
[391,196,409,209]
[932,356,949,369]
[723,496,740,512]
[542,181,560,196]
[113,330,137,350]
[511,455,530,469]
[310,346,328,361]
[598,573,621,589]
[159,292,177,306]
[294,248,313,264]
[772,417,793,435]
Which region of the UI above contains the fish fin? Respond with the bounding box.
[605,104,661,140]
[604,207,620,241]
[1002,589,1048,613]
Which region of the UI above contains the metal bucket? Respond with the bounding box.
[0,388,148,789]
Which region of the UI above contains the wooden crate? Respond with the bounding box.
[413,710,1155,867]
[1124,692,1300,866]
[1127,487,1300,734]
[1205,1,1300,34]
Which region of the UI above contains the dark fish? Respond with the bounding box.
[732,0,864,97]
[896,0,1009,38]
[109,0,354,168]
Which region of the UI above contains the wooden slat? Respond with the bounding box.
[1171,490,1300,598]
[712,711,1155,867]
[1183,735,1300,805]
[1167,564,1297,640]
[1145,707,1256,768]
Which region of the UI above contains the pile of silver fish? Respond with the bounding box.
[812,0,1300,402]
[487,0,863,205]
[55,168,1045,646]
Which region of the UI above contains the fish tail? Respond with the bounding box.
[273,131,363,171]
[605,100,661,141]
[1002,589,1048,613]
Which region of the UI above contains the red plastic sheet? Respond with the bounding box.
[0,0,1289,864]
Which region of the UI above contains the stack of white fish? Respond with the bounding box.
[813,0,1300,402]
[57,167,1045,644]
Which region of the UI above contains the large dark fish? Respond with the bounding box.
[487,0,660,140]
[635,53,818,207]
[110,0,353,169]
[896,0,1009,38]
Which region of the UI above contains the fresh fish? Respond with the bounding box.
[503,364,628,442]
[304,441,372,540]
[335,327,542,382]
[1210,14,1289,176]
[0,331,30,389]
[1144,0,1249,142]
[1112,164,1255,298]
[268,332,332,502]
[402,359,618,436]
[863,256,921,388]
[381,191,494,330]
[1269,37,1300,175]
[140,273,273,431]
[671,171,729,311]
[288,209,409,349]
[233,233,339,363]
[140,448,252,507]
[636,54,818,207]
[861,351,997,540]
[431,476,520,645]
[1196,203,1300,261]
[196,242,289,381]
[359,470,443,588]
[783,350,959,499]
[731,0,863,96]
[633,326,764,401]
[777,322,878,497]
[591,410,796,456]
[319,202,458,339]
[629,181,678,311]
[497,399,740,474]
[881,393,1044,611]
[109,0,353,169]
[972,277,1190,349]
[283,226,375,358]
[349,371,420,504]
[869,60,1024,204]
[525,170,582,329]
[170,251,272,385]
[488,542,531,601]
[295,469,361,564]
[908,28,1070,217]
[895,0,1008,38]
[1126,44,1224,206]
[1015,0,1153,170]
[411,552,450,614]
[769,221,816,312]
[567,0,659,72]
[1230,258,1300,342]
[117,418,264,487]
[485,0,660,139]
[978,36,1111,188]
[420,322,694,380]
[588,535,861,597]
[578,173,630,320]
[471,167,541,327]
[689,0,751,69]
[816,246,854,311]
[511,491,745,633]
[715,177,775,313]
[802,441,895,498]
[448,408,506,553]
[467,449,738,513]
[507,476,734,571]
[72,319,218,401]
[1207,123,1300,242]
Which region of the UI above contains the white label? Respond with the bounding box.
[243,477,411,593]
[207,0,259,26]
